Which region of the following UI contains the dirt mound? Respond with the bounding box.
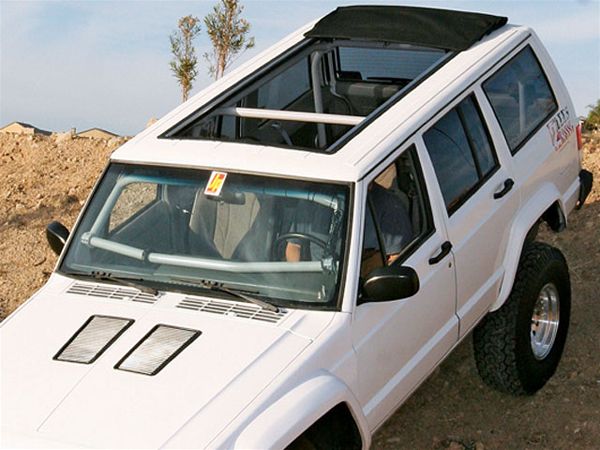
[0,133,125,317]
[0,131,598,449]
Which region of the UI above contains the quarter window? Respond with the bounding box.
[483,46,557,153]
[337,47,445,83]
[423,95,499,213]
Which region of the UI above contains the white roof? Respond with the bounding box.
[112,22,530,183]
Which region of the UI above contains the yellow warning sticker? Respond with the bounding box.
[204,171,228,196]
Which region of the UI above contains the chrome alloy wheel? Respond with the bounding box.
[530,283,560,360]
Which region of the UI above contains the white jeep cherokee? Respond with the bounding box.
[1,6,594,449]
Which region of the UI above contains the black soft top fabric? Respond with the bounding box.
[305,6,508,51]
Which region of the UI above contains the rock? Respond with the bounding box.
[108,137,122,148]
[65,194,78,204]
[54,132,72,144]
[32,257,46,267]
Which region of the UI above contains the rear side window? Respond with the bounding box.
[336,47,445,83]
[423,95,499,213]
[483,46,557,153]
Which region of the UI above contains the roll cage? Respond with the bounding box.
[161,6,507,154]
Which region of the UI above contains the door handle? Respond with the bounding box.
[429,241,452,265]
[493,178,515,199]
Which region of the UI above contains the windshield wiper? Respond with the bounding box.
[88,271,159,296]
[170,277,279,313]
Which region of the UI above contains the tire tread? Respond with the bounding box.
[473,241,569,395]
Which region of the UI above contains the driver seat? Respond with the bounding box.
[188,190,277,261]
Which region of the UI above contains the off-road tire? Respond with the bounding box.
[473,241,571,395]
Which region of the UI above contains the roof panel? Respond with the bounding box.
[111,139,360,182]
[117,23,525,183]
[304,6,507,51]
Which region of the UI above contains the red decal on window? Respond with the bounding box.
[204,171,228,196]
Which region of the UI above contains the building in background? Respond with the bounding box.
[0,121,51,136]
[76,128,119,139]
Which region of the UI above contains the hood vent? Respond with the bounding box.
[54,315,133,364]
[115,325,200,376]
[67,282,159,304]
[177,297,287,324]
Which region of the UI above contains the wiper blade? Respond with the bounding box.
[170,277,279,313]
[90,271,159,296]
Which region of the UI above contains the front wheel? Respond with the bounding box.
[473,242,571,395]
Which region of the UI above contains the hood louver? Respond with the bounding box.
[54,315,133,364]
[177,297,287,324]
[115,325,200,376]
[66,282,159,304]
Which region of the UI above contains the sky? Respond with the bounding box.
[1,0,599,136]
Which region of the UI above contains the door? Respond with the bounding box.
[351,144,458,430]
[421,91,519,337]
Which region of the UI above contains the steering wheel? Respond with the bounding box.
[272,232,328,261]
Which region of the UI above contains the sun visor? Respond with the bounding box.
[54,315,134,364]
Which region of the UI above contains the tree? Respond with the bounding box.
[170,15,202,102]
[203,0,255,80]
[583,99,600,132]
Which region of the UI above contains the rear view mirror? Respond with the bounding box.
[206,190,246,205]
[46,221,70,256]
[362,265,419,303]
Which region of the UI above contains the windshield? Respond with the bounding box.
[61,163,350,309]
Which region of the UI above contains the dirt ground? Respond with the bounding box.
[0,131,598,449]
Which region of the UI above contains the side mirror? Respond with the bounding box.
[362,265,419,303]
[46,221,70,256]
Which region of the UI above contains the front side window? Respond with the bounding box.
[61,164,350,309]
[360,146,432,279]
[483,46,557,153]
[423,95,499,213]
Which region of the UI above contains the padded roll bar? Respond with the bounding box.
[214,107,364,126]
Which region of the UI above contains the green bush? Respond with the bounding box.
[583,99,600,132]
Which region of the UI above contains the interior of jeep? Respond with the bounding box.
[166,40,447,152]
[61,164,350,304]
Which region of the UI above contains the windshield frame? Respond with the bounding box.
[56,161,355,312]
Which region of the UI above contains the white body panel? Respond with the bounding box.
[351,142,458,429]
[1,274,334,448]
[415,88,520,337]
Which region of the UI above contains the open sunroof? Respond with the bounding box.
[162,6,506,154]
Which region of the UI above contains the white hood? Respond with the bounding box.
[1,276,332,448]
